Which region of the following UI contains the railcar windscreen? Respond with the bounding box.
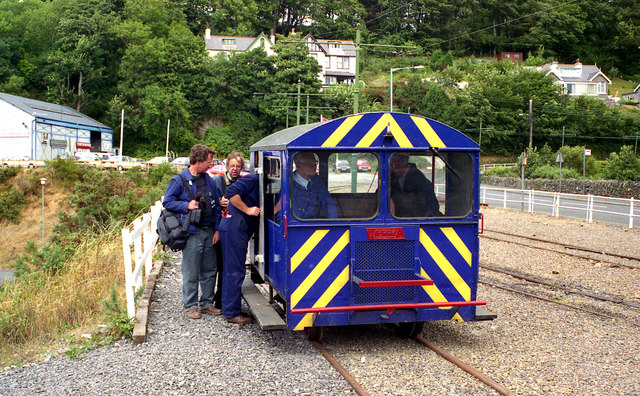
[388,151,473,219]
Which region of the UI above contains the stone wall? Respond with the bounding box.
[481,176,640,199]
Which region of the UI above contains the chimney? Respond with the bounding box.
[575,58,582,74]
[270,28,275,44]
[550,58,558,71]
[205,26,211,39]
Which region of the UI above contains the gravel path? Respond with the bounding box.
[1,207,639,395]
[0,252,351,395]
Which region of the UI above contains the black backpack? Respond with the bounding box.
[156,174,194,251]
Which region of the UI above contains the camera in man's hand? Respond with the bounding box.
[189,192,203,225]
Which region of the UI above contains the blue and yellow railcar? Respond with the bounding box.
[249,112,489,339]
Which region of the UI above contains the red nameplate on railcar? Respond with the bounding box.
[365,227,406,240]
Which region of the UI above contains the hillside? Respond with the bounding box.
[0,176,71,270]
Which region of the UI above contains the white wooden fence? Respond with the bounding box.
[121,200,163,317]
[480,186,639,229]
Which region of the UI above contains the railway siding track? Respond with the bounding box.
[482,229,640,270]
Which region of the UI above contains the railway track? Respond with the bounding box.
[481,263,640,309]
[482,228,640,270]
[309,328,513,396]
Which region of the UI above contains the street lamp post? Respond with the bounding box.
[40,178,46,249]
[390,66,424,112]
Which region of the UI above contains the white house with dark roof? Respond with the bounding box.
[621,84,640,104]
[0,92,113,160]
[303,34,356,87]
[204,27,275,57]
[538,59,611,99]
[202,29,356,87]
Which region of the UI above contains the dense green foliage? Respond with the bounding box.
[604,146,640,181]
[1,0,639,160]
[486,144,639,181]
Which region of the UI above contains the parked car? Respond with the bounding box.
[75,153,101,162]
[108,155,133,162]
[170,157,190,167]
[356,158,372,172]
[333,160,350,173]
[147,156,171,165]
[207,164,227,177]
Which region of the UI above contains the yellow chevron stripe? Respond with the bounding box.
[293,313,314,330]
[441,227,471,266]
[321,115,363,147]
[411,116,446,148]
[293,265,350,331]
[356,113,412,148]
[291,231,350,308]
[419,269,467,321]
[419,268,451,310]
[420,229,470,301]
[290,230,329,273]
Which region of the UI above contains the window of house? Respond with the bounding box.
[222,39,235,45]
[597,82,606,94]
[566,84,575,94]
[337,57,349,69]
[325,76,337,85]
[325,58,331,68]
[587,84,597,95]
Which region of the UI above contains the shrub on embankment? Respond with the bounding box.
[0,160,176,365]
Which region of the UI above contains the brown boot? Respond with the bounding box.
[186,308,201,319]
[200,306,222,315]
[224,315,253,324]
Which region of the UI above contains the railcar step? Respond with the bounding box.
[473,306,497,321]
[242,278,287,330]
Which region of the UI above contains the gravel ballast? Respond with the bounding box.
[0,207,638,395]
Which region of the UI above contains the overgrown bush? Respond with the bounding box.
[0,167,20,184]
[46,158,83,186]
[148,163,177,186]
[13,241,75,277]
[0,188,25,224]
[530,164,580,179]
[604,145,640,181]
[484,166,519,177]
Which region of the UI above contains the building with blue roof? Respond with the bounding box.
[0,92,113,160]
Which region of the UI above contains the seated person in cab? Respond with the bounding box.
[389,152,440,217]
[291,152,338,219]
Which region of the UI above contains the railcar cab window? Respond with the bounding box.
[264,156,281,224]
[388,151,473,219]
[290,151,380,220]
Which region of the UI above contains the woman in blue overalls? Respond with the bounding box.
[220,173,259,324]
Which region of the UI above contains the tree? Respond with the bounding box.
[604,146,640,181]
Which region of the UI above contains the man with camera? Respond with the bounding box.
[162,144,222,319]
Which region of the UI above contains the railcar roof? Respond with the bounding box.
[251,112,478,152]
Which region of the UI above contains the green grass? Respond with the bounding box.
[609,77,638,96]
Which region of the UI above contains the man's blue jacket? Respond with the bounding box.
[162,168,221,234]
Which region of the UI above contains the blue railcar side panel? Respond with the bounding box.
[266,219,287,293]
[286,227,351,330]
